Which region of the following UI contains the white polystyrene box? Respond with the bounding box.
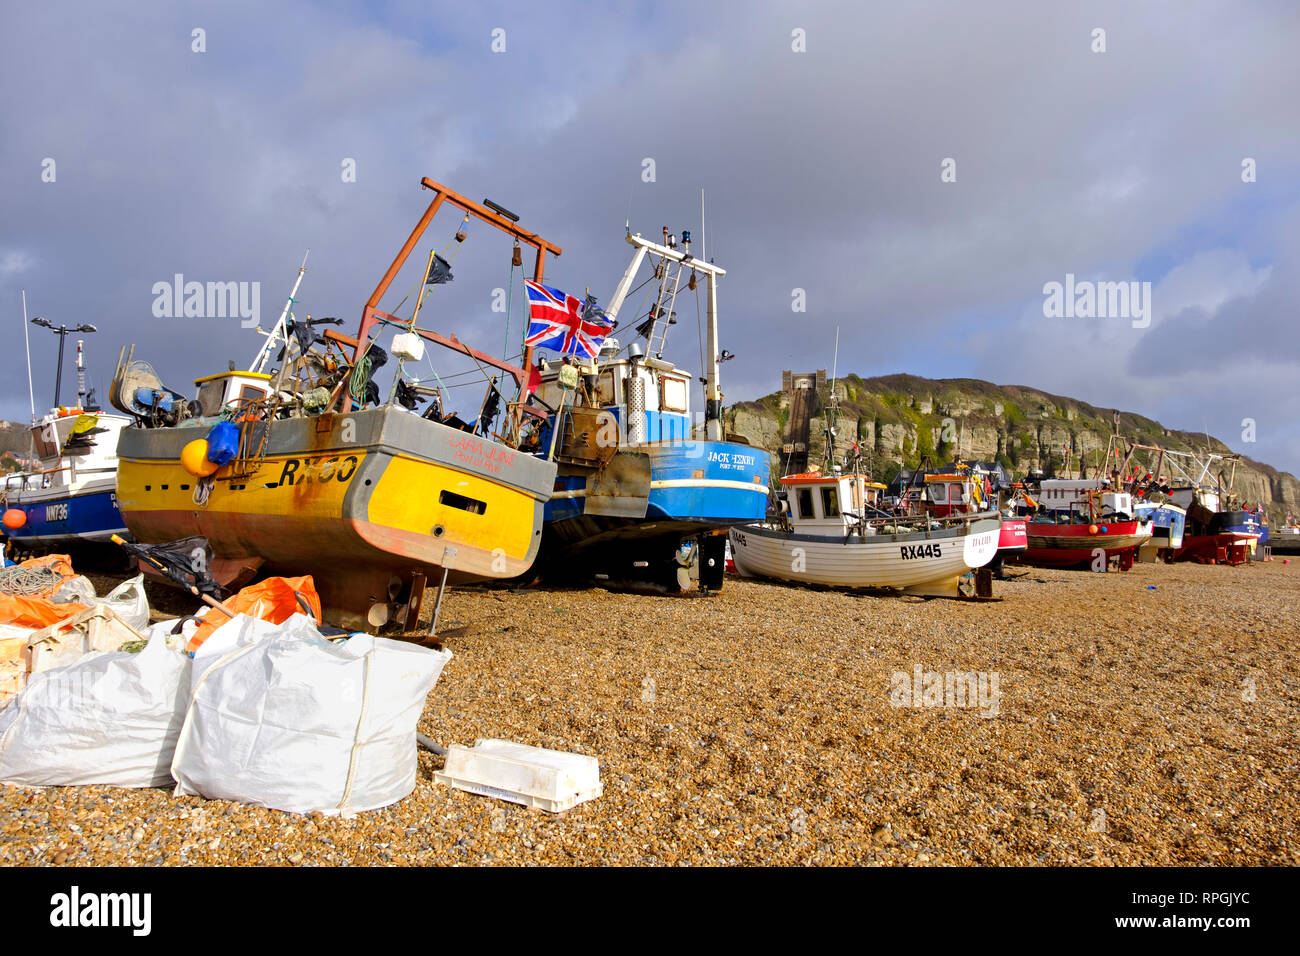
[435,738,602,812]
[391,332,425,362]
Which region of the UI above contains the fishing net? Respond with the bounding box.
[115,537,223,599]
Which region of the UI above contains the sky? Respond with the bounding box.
[2,0,1298,470]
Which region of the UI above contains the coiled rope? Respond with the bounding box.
[349,343,376,404]
[0,564,64,596]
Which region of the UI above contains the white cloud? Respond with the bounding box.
[0,249,35,280]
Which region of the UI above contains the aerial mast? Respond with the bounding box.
[824,327,840,472]
[76,339,87,408]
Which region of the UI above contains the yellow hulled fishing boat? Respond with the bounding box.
[111,178,561,628]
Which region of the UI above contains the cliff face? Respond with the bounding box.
[724,374,1300,521]
[0,422,31,460]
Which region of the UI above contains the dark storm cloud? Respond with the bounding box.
[1,0,1297,467]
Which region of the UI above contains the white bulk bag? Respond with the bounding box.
[99,574,151,632]
[52,573,151,632]
[171,623,451,814]
[0,631,191,788]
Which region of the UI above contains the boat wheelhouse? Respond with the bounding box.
[1133,500,1186,562]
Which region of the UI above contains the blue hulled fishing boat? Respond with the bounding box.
[2,337,131,559]
[1134,500,1186,562]
[524,227,770,590]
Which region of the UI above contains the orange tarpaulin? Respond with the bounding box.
[186,575,322,655]
[0,554,88,629]
[0,594,91,630]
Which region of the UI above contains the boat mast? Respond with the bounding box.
[76,339,86,408]
[251,250,309,374]
[823,328,840,472]
[700,188,706,262]
[604,231,727,441]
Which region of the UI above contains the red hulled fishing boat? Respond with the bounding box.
[1020,478,1152,570]
[919,464,1026,570]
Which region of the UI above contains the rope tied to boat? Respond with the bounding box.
[349,342,376,405]
[193,474,214,507]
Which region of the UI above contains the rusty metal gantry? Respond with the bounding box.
[346,177,564,432]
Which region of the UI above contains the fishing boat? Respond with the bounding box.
[1,407,131,559]
[1173,489,1260,565]
[111,178,559,628]
[1,337,131,560]
[729,383,1000,596]
[918,462,1026,571]
[1133,500,1186,562]
[1141,451,1260,565]
[1086,439,1256,565]
[1019,477,1153,569]
[523,227,771,591]
[1267,517,1300,555]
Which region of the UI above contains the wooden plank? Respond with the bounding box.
[404,572,427,632]
[0,636,26,664]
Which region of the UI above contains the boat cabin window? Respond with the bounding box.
[239,384,267,405]
[796,488,814,519]
[661,377,688,413]
[194,380,228,418]
[536,379,562,409]
[596,370,618,406]
[821,487,840,518]
[29,417,78,459]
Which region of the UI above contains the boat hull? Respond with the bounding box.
[1020,520,1151,568]
[537,439,770,587]
[1,479,128,550]
[997,518,1027,559]
[1175,508,1259,565]
[1174,533,1256,565]
[728,515,1001,596]
[116,407,556,626]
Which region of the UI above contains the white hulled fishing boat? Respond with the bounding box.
[728,371,1000,596]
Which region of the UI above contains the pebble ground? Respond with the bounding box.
[2,559,1295,866]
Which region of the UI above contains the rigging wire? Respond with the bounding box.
[503,253,516,359]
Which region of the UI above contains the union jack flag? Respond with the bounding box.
[523,280,614,360]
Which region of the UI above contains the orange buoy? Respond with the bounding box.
[2,508,26,530]
[181,439,220,477]
[1088,524,1099,535]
